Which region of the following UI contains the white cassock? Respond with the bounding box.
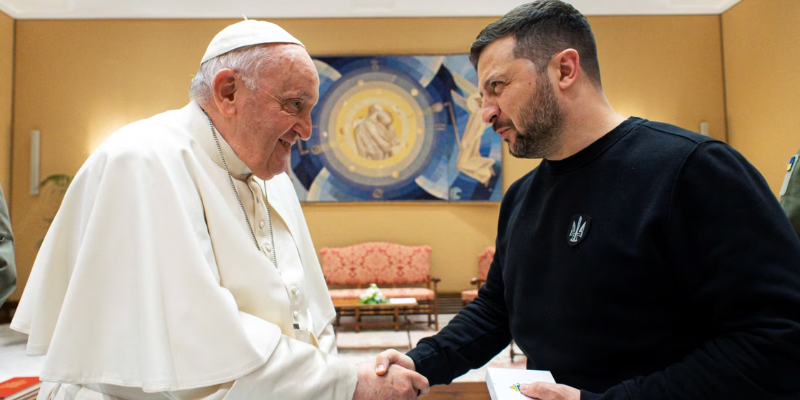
[10,101,358,400]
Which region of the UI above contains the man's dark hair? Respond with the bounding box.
[470,0,602,87]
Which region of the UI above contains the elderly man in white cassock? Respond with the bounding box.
[10,20,429,400]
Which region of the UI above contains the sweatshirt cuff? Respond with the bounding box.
[406,345,435,380]
[581,389,602,400]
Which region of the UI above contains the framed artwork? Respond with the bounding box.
[288,55,503,202]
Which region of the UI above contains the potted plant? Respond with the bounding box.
[358,283,389,304]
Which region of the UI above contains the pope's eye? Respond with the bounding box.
[284,100,302,112]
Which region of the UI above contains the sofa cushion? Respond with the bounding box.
[320,242,432,285]
[461,289,479,302]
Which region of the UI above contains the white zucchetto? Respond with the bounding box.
[201,20,304,64]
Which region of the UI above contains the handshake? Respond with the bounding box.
[350,349,581,400]
[352,349,429,400]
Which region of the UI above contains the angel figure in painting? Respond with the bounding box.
[452,76,495,186]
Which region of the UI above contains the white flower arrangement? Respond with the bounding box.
[358,283,389,304]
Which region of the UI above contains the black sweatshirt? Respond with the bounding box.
[407,118,800,399]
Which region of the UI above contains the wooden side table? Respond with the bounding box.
[332,298,419,348]
[427,382,491,400]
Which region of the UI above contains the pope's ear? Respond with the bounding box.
[212,69,238,117]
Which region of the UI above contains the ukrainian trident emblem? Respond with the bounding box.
[568,215,591,246]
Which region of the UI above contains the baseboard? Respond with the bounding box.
[437,292,465,314]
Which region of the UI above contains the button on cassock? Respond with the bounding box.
[293,311,299,320]
[259,221,265,229]
[291,286,299,295]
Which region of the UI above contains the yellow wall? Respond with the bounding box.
[593,16,726,140]
[9,16,726,300]
[723,0,800,195]
[0,12,12,197]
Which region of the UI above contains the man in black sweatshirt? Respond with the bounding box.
[374,1,800,399]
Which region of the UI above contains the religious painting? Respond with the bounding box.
[288,55,503,202]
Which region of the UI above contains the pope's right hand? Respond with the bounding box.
[353,360,429,399]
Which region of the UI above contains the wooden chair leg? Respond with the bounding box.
[434,297,439,331]
[355,308,361,333]
[427,305,432,327]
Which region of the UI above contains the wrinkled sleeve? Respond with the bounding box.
[406,183,522,385]
[586,142,800,399]
[407,259,512,386]
[218,335,355,400]
[160,335,356,400]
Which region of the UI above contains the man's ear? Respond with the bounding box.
[553,48,580,90]
[212,69,239,117]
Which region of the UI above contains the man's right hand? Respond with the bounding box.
[353,360,429,399]
[374,349,416,376]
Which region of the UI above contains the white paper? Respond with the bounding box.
[486,368,556,400]
[389,298,416,304]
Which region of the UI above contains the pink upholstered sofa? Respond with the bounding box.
[320,242,441,330]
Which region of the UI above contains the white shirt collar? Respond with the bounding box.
[192,102,251,180]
